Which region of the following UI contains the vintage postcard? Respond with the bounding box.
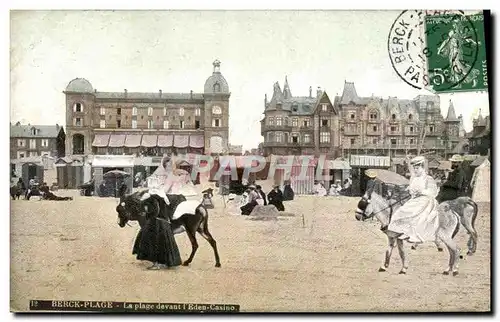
[9,9,491,313]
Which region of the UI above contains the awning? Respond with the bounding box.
[92,134,110,147]
[92,155,135,168]
[189,135,205,148]
[350,155,390,167]
[157,135,173,147]
[174,135,189,148]
[124,135,142,148]
[141,135,158,147]
[329,160,351,170]
[108,135,126,147]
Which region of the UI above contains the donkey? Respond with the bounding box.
[116,190,221,268]
[355,192,477,276]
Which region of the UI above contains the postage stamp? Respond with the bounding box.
[425,13,487,93]
[388,10,487,93]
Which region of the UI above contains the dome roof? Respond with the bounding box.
[65,78,93,93]
[204,60,229,94]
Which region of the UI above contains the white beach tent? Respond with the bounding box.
[470,158,490,203]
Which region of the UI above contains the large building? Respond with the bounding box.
[260,80,463,158]
[10,122,65,159]
[64,60,230,157]
[468,110,490,155]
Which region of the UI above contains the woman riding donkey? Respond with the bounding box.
[386,156,440,243]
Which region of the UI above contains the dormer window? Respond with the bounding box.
[213,83,221,92]
[391,114,396,120]
[31,127,36,135]
[369,111,378,120]
[292,105,298,112]
[321,104,328,112]
[408,113,413,120]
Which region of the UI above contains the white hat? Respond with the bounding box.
[410,156,425,165]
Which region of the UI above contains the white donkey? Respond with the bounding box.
[355,192,478,276]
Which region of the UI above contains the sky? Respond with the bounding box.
[10,10,490,150]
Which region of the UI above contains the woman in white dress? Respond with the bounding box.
[386,156,440,243]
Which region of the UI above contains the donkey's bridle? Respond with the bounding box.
[359,194,411,220]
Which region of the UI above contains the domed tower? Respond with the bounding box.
[63,78,96,156]
[203,59,230,154]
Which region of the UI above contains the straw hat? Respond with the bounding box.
[365,169,377,178]
[410,156,425,166]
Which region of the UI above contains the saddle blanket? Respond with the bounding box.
[172,200,201,220]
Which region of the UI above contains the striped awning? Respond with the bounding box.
[174,135,189,148]
[189,135,204,148]
[157,135,173,147]
[92,134,110,147]
[124,135,142,148]
[141,135,158,147]
[108,135,126,147]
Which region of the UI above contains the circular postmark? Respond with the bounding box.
[387,10,479,91]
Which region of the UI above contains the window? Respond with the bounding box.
[41,139,49,147]
[29,139,36,149]
[391,139,397,146]
[163,120,169,129]
[195,108,201,116]
[276,132,283,143]
[409,126,414,132]
[74,103,82,112]
[372,126,377,132]
[320,132,330,143]
[276,117,282,126]
[292,118,298,127]
[17,151,25,158]
[268,117,274,126]
[100,120,106,128]
[321,104,328,112]
[74,118,82,126]
[100,107,105,115]
[132,120,137,129]
[372,138,377,144]
[163,107,167,116]
[303,134,311,143]
[391,126,397,132]
[303,119,310,127]
[17,139,25,147]
[212,106,222,114]
[117,108,121,115]
[369,112,378,120]
[350,113,355,120]
[148,107,153,116]
[410,138,415,144]
[284,117,289,126]
[117,120,121,128]
[180,121,185,129]
[213,83,221,92]
[429,126,434,133]
[195,120,200,129]
[292,105,298,112]
[132,107,138,116]
[350,138,355,145]
[29,151,37,157]
[408,114,413,120]
[147,120,153,129]
[391,114,396,120]
[291,134,299,143]
[179,108,184,116]
[321,119,328,127]
[213,119,221,127]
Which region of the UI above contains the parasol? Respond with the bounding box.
[368,169,409,186]
[103,169,130,178]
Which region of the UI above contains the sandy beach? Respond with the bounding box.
[10,187,490,312]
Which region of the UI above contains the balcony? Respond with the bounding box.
[366,128,382,136]
[261,124,293,133]
[405,130,419,136]
[387,129,402,136]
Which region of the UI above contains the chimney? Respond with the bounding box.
[309,86,312,98]
[317,86,321,97]
[124,89,128,97]
[94,89,97,93]
[56,123,59,130]
[190,90,193,99]
[265,93,267,104]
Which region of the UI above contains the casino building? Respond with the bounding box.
[64,60,230,158]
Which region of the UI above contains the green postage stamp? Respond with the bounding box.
[425,12,487,93]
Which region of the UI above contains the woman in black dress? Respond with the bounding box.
[267,185,285,211]
[132,194,182,270]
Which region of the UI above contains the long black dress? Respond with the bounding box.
[268,189,285,211]
[132,194,182,267]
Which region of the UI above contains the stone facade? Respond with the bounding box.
[64,60,230,157]
[261,80,462,158]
